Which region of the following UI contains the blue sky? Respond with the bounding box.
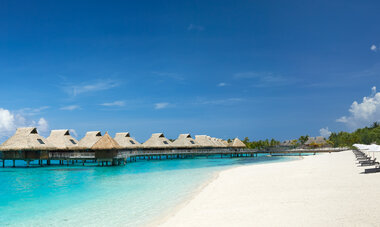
[0,0,379,142]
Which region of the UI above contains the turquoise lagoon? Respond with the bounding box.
[0,155,298,226]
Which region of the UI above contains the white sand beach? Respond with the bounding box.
[159,151,380,227]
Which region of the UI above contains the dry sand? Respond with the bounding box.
[158,151,380,227]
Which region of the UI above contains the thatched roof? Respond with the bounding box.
[194,135,216,147]
[78,131,102,148]
[305,136,327,145]
[221,139,229,146]
[91,132,121,150]
[211,137,227,147]
[46,129,79,150]
[0,127,55,151]
[280,140,293,146]
[229,138,246,148]
[114,132,141,148]
[171,134,200,148]
[143,133,172,148]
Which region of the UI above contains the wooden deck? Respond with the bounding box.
[0,147,348,167]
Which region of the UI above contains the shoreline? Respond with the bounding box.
[150,155,302,227]
[158,150,380,227]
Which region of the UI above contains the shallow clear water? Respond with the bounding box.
[0,155,298,226]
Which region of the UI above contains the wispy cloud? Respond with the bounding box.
[337,86,380,129]
[63,80,120,96]
[371,44,377,52]
[100,101,125,107]
[60,105,80,111]
[155,102,169,109]
[197,98,244,105]
[234,72,294,87]
[187,24,204,31]
[17,106,50,116]
[218,82,227,87]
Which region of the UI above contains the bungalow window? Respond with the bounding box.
[163,141,168,144]
[130,140,135,144]
[70,139,77,145]
[37,139,45,144]
[190,141,195,144]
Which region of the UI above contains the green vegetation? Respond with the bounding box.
[241,137,281,149]
[329,122,380,147]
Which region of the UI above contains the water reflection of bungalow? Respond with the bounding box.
[114,132,140,149]
[47,129,79,150]
[143,133,172,148]
[0,127,54,164]
[171,134,199,148]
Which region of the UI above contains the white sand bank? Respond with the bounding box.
[159,151,380,227]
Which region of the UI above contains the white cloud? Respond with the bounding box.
[234,71,294,87]
[371,44,377,52]
[69,129,78,138]
[337,86,380,128]
[37,118,49,133]
[64,80,120,96]
[0,109,16,132]
[0,108,49,139]
[320,127,332,138]
[60,105,80,111]
[155,102,169,109]
[187,24,204,31]
[100,101,125,107]
[218,82,227,87]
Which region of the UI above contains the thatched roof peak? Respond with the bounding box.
[0,127,54,151]
[91,132,121,150]
[47,129,79,149]
[16,127,38,135]
[194,135,217,147]
[78,131,102,148]
[152,133,165,138]
[50,129,70,136]
[229,138,246,148]
[178,134,191,139]
[143,133,172,148]
[115,132,131,137]
[114,132,140,148]
[172,133,199,148]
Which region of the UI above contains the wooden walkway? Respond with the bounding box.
[0,147,348,167]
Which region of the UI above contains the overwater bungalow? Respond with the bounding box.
[46,129,79,150]
[143,133,172,148]
[78,131,102,149]
[0,127,55,162]
[171,134,200,148]
[221,139,229,146]
[212,137,227,147]
[194,135,216,147]
[114,132,140,148]
[229,138,246,148]
[304,136,330,148]
[92,132,122,162]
